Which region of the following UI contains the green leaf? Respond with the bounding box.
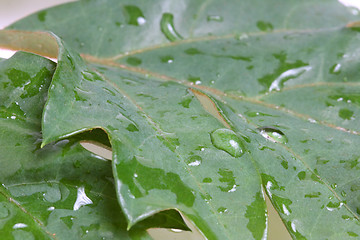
[2,0,360,239]
[0,52,186,239]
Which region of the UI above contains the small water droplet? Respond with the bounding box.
[308,118,317,123]
[170,229,183,233]
[207,15,223,22]
[258,127,288,144]
[256,21,274,31]
[0,203,10,219]
[210,128,244,157]
[186,155,202,166]
[160,13,183,42]
[126,57,142,66]
[202,177,212,183]
[137,17,146,25]
[160,55,174,63]
[339,108,354,120]
[123,5,146,26]
[47,206,55,211]
[217,207,228,213]
[13,223,28,229]
[331,183,337,189]
[341,191,347,197]
[329,63,341,74]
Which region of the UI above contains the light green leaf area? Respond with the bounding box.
[2,0,360,239]
[0,52,186,239]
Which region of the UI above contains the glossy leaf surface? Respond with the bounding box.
[2,0,360,239]
[0,52,186,239]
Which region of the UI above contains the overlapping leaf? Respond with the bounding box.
[2,0,360,239]
[0,52,186,239]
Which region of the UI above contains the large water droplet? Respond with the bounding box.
[269,66,311,92]
[258,127,288,144]
[73,186,93,211]
[160,13,183,42]
[210,129,244,157]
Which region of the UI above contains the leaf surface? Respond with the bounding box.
[0,52,186,239]
[2,0,360,239]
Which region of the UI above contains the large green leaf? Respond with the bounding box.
[2,0,360,239]
[0,52,187,239]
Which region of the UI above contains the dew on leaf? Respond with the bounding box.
[329,63,341,74]
[126,57,142,66]
[73,186,93,211]
[326,201,344,211]
[186,155,202,166]
[210,128,244,157]
[348,231,359,237]
[37,11,47,22]
[202,177,212,183]
[123,5,146,26]
[268,66,311,92]
[256,21,273,31]
[160,13,183,42]
[258,126,288,144]
[339,108,354,120]
[160,55,174,63]
[217,207,228,214]
[184,48,203,55]
[13,223,28,229]
[0,203,10,219]
[207,15,223,22]
[126,123,139,132]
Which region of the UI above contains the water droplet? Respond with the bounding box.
[269,66,311,92]
[126,57,142,66]
[258,127,288,144]
[207,15,223,22]
[170,229,183,233]
[217,207,228,213]
[37,11,47,22]
[326,201,344,211]
[331,183,337,189]
[0,203,10,219]
[202,177,212,183]
[256,21,274,31]
[160,13,183,42]
[160,55,174,63]
[123,5,146,26]
[308,118,317,123]
[329,63,341,74]
[339,108,354,120]
[137,17,146,25]
[73,186,93,211]
[210,128,244,157]
[13,223,28,229]
[341,191,347,197]
[47,206,55,211]
[186,155,202,166]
